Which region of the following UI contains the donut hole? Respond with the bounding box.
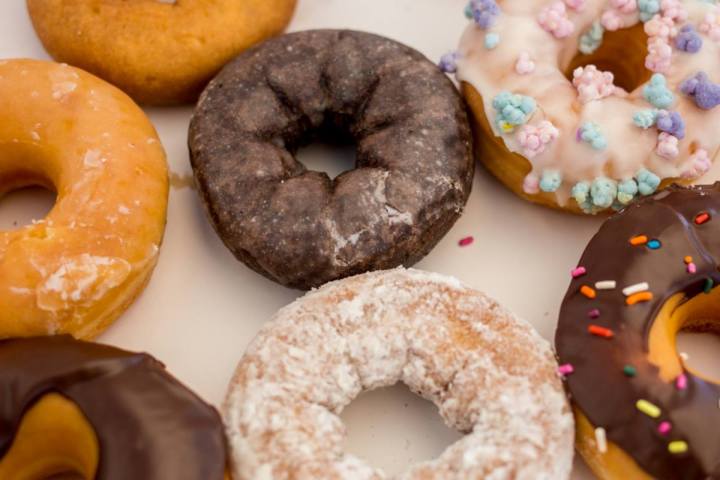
[676,325,720,383]
[295,141,357,180]
[0,185,56,231]
[564,23,652,93]
[340,384,462,475]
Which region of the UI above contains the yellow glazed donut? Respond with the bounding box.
[450,1,720,214]
[0,59,168,339]
[26,0,298,105]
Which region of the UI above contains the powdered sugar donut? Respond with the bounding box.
[223,268,574,479]
[446,0,720,214]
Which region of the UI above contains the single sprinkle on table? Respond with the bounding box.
[627,291,653,305]
[623,282,650,296]
[636,399,661,418]
[595,280,616,290]
[580,285,597,299]
[571,266,587,278]
[658,421,672,435]
[458,236,474,247]
[589,325,614,338]
[629,235,648,246]
[668,441,689,454]
[694,212,711,225]
[594,427,608,454]
[623,365,637,377]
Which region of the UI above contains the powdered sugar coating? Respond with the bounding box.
[224,268,574,480]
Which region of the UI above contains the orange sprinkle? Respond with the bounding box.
[580,285,597,299]
[588,325,614,338]
[626,291,653,305]
[630,235,648,246]
[684,256,693,265]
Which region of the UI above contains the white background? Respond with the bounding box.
[1,1,718,478]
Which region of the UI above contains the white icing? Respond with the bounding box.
[224,268,574,480]
[457,0,720,207]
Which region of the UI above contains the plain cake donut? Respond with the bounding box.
[26,0,297,105]
[224,268,574,479]
[556,184,720,478]
[0,59,168,339]
[189,30,474,290]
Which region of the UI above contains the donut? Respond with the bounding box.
[0,335,227,479]
[26,0,297,105]
[447,1,720,214]
[189,30,474,290]
[556,183,720,478]
[0,59,168,339]
[224,268,574,479]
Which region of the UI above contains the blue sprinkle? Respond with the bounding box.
[540,170,562,192]
[633,109,658,129]
[647,239,662,249]
[638,0,661,22]
[579,21,604,55]
[643,74,674,109]
[485,32,501,49]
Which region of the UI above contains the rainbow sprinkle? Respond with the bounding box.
[589,325,614,338]
[458,236,474,247]
[581,285,597,299]
[588,308,600,319]
[695,212,711,225]
[595,280,616,290]
[558,364,574,376]
[572,266,587,278]
[623,365,637,377]
[630,235,648,246]
[658,421,672,435]
[668,441,689,454]
[623,282,650,296]
[595,427,608,454]
[676,374,688,390]
[636,399,661,418]
[627,291,653,305]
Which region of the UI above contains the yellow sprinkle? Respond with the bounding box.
[499,121,514,133]
[668,441,688,454]
[636,399,661,418]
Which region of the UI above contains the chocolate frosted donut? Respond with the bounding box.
[0,336,226,479]
[189,30,474,289]
[556,184,720,479]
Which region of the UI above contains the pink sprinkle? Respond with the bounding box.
[676,373,688,390]
[588,308,601,319]
[537,1,575,39]
[687,263,697,274]
[572,266,587,278]
[458,236,474,247]
[558,364,575,376]
[658,421,672,435]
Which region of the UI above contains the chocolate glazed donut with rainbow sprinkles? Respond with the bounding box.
[556,184,720,479]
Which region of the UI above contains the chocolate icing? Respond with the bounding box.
[556,184,720,479]
[189,29,474,290]
[0,336,226,479]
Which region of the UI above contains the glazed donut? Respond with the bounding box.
[224,268,574,479]
[189,30,474,290]
[448,0,720,214]
[556,184,720,478]
[0,59,168,339]
[0,335,226,479]
[26,0,297,105]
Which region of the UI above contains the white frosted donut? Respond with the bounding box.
[454,0,720,213]
[223,268,574,479]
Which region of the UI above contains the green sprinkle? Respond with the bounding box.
[624,365,637,377]
[704,277,714,294]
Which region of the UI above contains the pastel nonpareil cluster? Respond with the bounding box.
[643,74,674,108]
[540,170,563,192]
[655,110,685,138]
[579,21,605,54]
[515,52,536,74]
[572,65,616,103]
[659,0,687,23]
[571,169,660,213]
[492,91,536,132]
[517,121,560,158]
[699,12,720,42]
[578,122,607,150]
[601,0,637,30]
[680,72,720,110]
[638,0,661,22]
[656,131,679,158]
[538,2,575,38]
[438,51,460,73]
[675,25,702,53]
[680,149,712,179]
[633,109,659,128]
[469,0,501,29]
[644,14,678,39]
[646,37,673,73]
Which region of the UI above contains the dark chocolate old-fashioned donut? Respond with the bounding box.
[189,29,474,289]
[556,184,720,479]
[0,336,226,479]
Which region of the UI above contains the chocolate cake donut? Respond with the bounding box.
[0,336,226,479]
[189,29,474,289]
[556,184,720,479]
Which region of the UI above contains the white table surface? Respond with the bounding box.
[2,1,719,478]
